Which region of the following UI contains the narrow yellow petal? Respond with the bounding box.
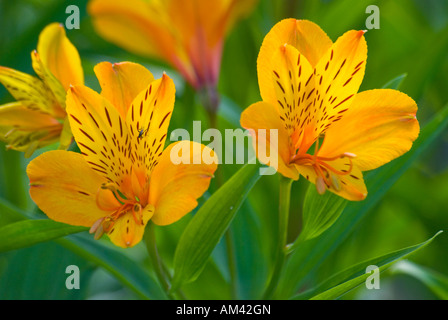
[27,150,108,226]
[0,66,57,115]
[312,30,367,137]
[66,85,132,187]
[149,141,217,226]
[37,23,84,90]
[125,73,175,178]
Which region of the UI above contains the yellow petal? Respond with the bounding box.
[240,101,299,180]
[94,61,154,119]
[149,141,217,226]
[318,89,419,171]
[268,44,316,149]
[66,85,132,188]
[58,116,73,150]
[0,102,60,129]
[125,73,175,178]
[37,23,84,91]
[0,66,59,116]
[106,204,154,248]
[31,50,67,114]
[258,19,332,105]
[27,150,108,226]
[312,30,367,138]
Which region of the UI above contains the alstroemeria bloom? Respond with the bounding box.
[0,23,83,156]
[88,0,257,93]
[240,19,419,201]
[27,62,217,247]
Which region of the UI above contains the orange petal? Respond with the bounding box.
[106,205,154,248]
[88,0,174,59]
[240,101,299,180]
[149,141,217,226]
[312,30,367,138]
[125,73,175,178]
[66,85,132,188]
[94,61,154,119]
[258,19,332,105]
[318,89,419,171]
[27,150,108,227]
[37,23,84,91]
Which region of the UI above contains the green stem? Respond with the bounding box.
[263,175,293,299]
[201,84,238,299]
[144,223,175,300]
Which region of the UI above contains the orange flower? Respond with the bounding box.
[88,0,257,92]
[27,62,217,247]
[0,23,83,156]
[241,19,419,201]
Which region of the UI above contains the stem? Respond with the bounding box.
[201,84,238,298]
[263,175,293,299]
[144,223,175,300]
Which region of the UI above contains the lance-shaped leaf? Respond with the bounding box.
[0,219,86,252]
[171,162,261,291]
[290,231,443,300]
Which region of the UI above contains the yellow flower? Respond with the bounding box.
[88,0,257,91]
[0,23,84,157]
[240,19,419,201]
[27,62,217,248]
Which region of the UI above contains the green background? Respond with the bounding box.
[0,0,447,300]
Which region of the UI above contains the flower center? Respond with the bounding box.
[90,183,145,240]
[290,138,356,194]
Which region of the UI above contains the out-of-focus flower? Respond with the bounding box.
[27,62,217,248]
[241,19,419,201]
[88,0,257,109]
[0,23,84,157]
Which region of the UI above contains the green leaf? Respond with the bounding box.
[57,235,166,300]
[277,103,448,299]
[0,219,87,252]
[288,185,347,251]
[171,162,261,291]
[0,197,165,299]
[292,231,442,300]
[0,241,96,299]
[381,73,407,90]
[390,260,448,300]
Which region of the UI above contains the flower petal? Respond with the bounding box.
[94,61,155,119]
[240,101,299,180]
[106,204,154,248]
[27,150,108,227]
[312,30,367,137]
[125,73,175,178]
[66,85,132,187]
[258,19,332,105]
[88,0,172,59]
[0,66,58,116]
[149,141,217,226]
[268,44,316,149]
[36,23,84,91]
[318,89,419,171]
[0,102,60,129]
[31,50,67,113]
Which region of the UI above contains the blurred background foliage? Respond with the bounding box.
[0,0,447,300]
